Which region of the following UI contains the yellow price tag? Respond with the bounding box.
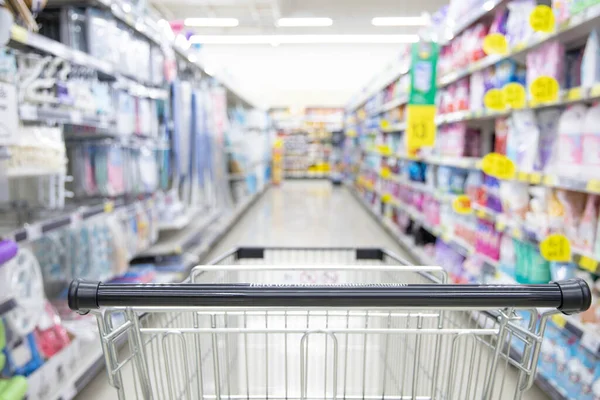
[483,33,508,55]
[543,175,557,186]
[377,144,392,155]
[380,119,391,130]
[358,109,367,120]
[540,234,572,262]
[586,179,600,193]
[104,201,115,213]
[476,209,486,219]
[380,167,391,179]
[452,195,472,215]
[406,105,436,149]
[495,220,506,231]
[591,84,600,98]
[484,89,505,111]
[552,314,567,328]
[529,5,555,33]
[517,171,529,181]
[566,87,582,101]
[529,172,542,184]
[346,129,357,137]
[512,227,523,240]
[578,255,598,273]
[381,193,392,203]
[502,83,527,109]
[10,25,29,43]
[481,153,516,180]
[530,76,560,104]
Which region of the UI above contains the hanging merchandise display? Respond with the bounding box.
[345,1,600,398]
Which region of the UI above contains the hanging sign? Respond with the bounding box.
[502,83,527,109]
[483,33,508,55]
[530,76,559,104]
[406,41,439,150]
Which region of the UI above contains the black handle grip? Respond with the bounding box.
[68,278,591,315]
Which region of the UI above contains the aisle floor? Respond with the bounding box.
[78,181,548,400]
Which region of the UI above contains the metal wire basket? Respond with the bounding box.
[69,247,591,400]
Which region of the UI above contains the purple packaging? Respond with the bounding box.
[0,240,18,265]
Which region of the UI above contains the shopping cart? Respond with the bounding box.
[69,247,591,400]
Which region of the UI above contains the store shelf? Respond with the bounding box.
[436,85,600,126]
[10,25,114,77]
[438,6,600,87]
[141,210,222,257]
[1,195,155,243]
[441,0,507,44]
[371,95,409,116]
[19,104,115,128]
[346,59,410,112]
[351,182,588,400]
[158,208,201,231]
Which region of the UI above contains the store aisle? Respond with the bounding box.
[203,180,413,262]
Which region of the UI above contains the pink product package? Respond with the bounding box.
[455,78,470,111]
[444,123,468,157]
[413,192,425,212]
[423,195,441,226]
[526,41,566,86]
[465,128,482,157]
[475,219,502,260]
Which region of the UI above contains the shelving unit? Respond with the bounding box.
[344,1,600,398]
[0,2,271,399]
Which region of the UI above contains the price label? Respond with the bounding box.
[10,25,29,43]
[516,171,528,181]
[540,234,572,262]
[543,175,557,186]
[495,220,506,232]
[483,33,509,55]
[381,193,392,203]
[529,5,555,33]
[358,109,367,120]
[530,76,559,104]
[578,255,598,273]
[377,144,392,155]
[484,89,505,111]
[529,172,542,184]
[481,153,516,180]
[591,84,600,98]
[502,83,527,109]
[104,201,115,214]
[586,179,600,193]
[380,119,391,130]
[566,87,582,101]
[476,209,486,219]
[512,227,523,240]
[346,130,357,137]
[380,167,391,179]
[406,105,436,149]
[552,314,567,328]
[452,195,472,215]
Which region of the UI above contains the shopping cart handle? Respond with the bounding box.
[68,278,591,315]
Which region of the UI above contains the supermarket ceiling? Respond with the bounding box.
[155,0,445,35]
[153,0,447,108]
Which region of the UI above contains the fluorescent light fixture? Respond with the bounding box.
[185,18,239,27]
[276,17,333,27]
[371,16,427,26]
[189,34,418,44]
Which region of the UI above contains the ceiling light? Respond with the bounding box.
[276,18,333,27]
[189,34,418,44]
[185,18,239,27]
[371,16,427,26]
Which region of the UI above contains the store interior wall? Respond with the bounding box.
[200,43,403,107]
